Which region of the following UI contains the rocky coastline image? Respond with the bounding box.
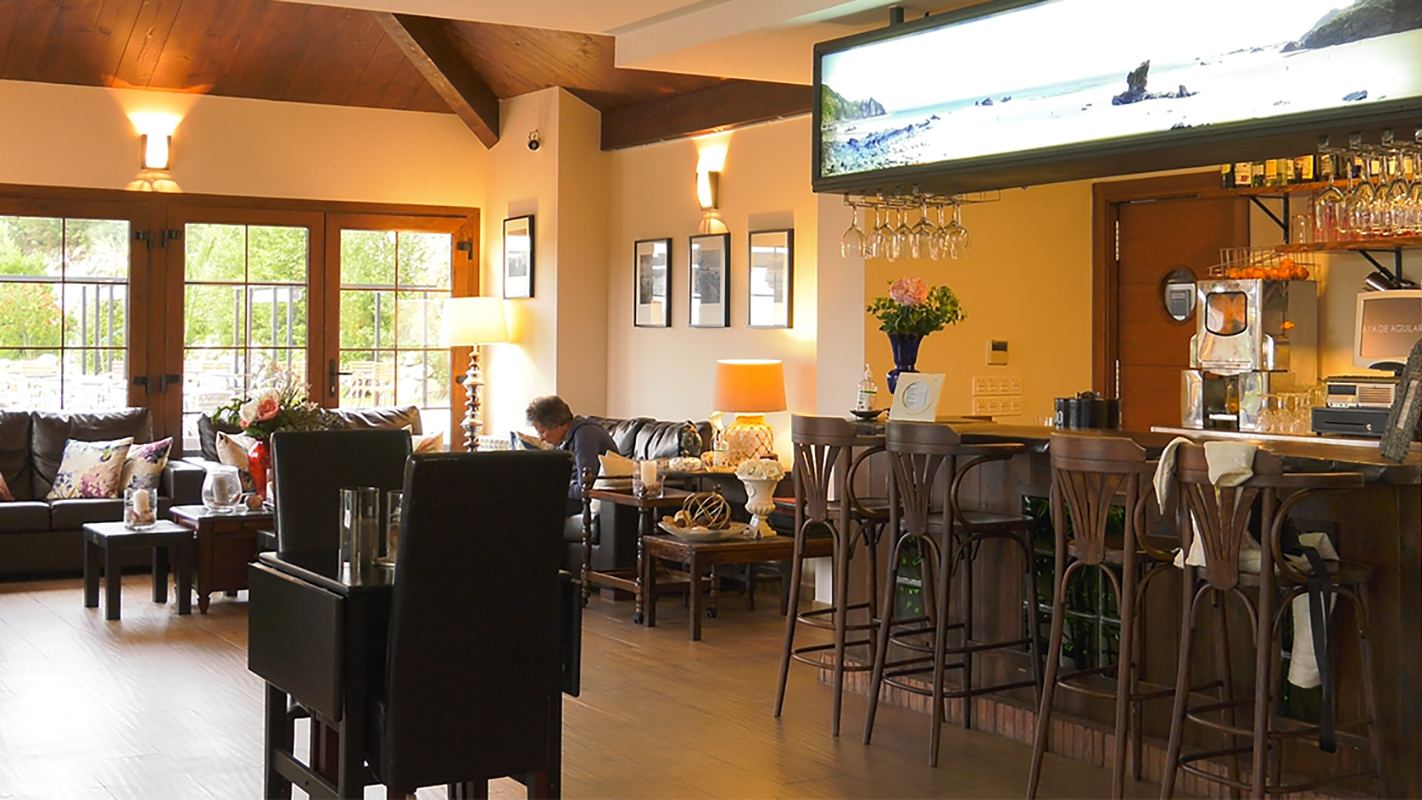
[819,0,1422,179]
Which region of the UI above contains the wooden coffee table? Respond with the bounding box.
[82,521,194,621]
[170,504,274,613]
[643,532,834,640]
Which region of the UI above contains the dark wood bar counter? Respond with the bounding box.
[856,421,1419,797]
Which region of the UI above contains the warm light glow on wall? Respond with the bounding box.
[129,112,181,170]
[696,170,719,210]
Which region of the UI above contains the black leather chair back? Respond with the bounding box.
[270,429,411,555]
[379,450,572,791]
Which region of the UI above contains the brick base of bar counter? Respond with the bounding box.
[822,661,1371,799]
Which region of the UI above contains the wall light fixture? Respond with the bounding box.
[697,170,720,210]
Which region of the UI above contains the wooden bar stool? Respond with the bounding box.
[1160,443,1384,798]
[862,420,1042,767]
[774,415,889,736]
[1027,433,1181,799]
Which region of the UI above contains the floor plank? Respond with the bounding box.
[0,576,1166,798]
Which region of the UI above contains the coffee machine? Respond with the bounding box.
[1181,278,1317,431]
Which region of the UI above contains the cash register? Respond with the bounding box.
[1314,289,1422,437]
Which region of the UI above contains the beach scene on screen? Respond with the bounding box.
[819,0,1422,178]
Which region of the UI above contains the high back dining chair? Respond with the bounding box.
[1159,442,1382,799]
[270,429,411,555]
[861,420,1041,767]
[371,450,573,797]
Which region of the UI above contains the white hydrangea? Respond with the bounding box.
[735,458,785,481]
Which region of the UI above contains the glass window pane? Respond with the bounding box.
[397,232,452,289]
[341,230,396,287]
[185,285,245,348]
[0,215,63,277]
[0,281,63,348]
[340,350,396,407]
[249,349,307,390]
[62,283,127,348]
[65,219,130,279]
[185,223,246,282]
[4,350,60,409]
[249,226,308,283]
[397,350,449,407]
[395,291,445,348]
[183,349,245,417]
[62,350,127,411]
[340,289,395,350]
[248,286,307,349]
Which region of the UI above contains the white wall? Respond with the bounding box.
[0,79,486,206]
[605,117,820,458]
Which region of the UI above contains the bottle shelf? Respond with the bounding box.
[1203,180,1342,198]
[1278,237,1422,253]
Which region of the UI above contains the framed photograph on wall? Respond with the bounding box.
[503,216,534,299]
[633,238,671,328]
[748,229,793,329]
[689,233,730,328]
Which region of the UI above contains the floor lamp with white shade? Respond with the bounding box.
[439,296,509,451]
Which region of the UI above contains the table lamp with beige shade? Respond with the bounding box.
[439,296,509,451]
[712,359,787,464]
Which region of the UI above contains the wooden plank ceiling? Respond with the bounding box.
[0,0,811,149]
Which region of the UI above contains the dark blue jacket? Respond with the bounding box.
[561,416,616,514]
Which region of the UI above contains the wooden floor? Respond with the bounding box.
[0,576,1168,799]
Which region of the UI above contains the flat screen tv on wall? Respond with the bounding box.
[813,0,1422,194]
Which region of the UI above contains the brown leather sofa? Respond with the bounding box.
[0,408,205,577]
[193,404,425,463]
[566,416,713,575]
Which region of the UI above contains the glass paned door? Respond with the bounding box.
[336,228,453,444]
[0,214,132,411]
[180,222,309,452]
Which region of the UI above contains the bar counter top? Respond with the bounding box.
[930,422,1422,485]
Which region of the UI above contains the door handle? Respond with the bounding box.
[329,359,352,397]
[131,375,152,396]
[158,374,182,393]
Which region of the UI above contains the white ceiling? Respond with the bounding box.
[274,0,975,84]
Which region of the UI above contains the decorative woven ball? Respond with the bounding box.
[683,492,732,530]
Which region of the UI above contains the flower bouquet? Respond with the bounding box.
[867,277,965,391]
[212,371,330,500]
[734,458,785,482]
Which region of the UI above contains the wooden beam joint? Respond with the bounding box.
[601,81,811,151]
[372,12,500,147]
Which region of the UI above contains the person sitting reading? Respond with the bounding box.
[525,395,617,515]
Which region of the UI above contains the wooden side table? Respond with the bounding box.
[82,521,194,621]
[584,488,691,624]
[170,504,274,613]
[644,532,834,640]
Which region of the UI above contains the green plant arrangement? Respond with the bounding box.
[213,370,330,440]
[866,277,966,335]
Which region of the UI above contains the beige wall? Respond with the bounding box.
[864,181,1095,422]
[605,117,820,458]
[0,79,486,206]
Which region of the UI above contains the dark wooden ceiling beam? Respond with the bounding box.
[372,12,500,147]
[601,80,811,151]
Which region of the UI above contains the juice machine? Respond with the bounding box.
[1182,278,1317,431]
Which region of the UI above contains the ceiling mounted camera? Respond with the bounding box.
[528,130,541,151]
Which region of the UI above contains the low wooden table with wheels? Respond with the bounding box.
[644,532,834,640]
[82,520,194,621]
[169,504,273,613]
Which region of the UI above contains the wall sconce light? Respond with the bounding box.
[697,170,720,210]
[142,133,171,170]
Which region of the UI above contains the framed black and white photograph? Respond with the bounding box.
[748,229,793,329]
[689,233,729,328]
[503,216,534,299]
[633,238,671,328]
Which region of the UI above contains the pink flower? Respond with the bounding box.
[239,389,282,426]
[889,277,928,307]
[255,395,280,422]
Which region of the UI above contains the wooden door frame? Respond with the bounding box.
[323,212,480,441]
[1091,171,1243,396]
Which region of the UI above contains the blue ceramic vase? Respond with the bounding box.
[886,333,923,394]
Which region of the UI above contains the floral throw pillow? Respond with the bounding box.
[46,437,133,499]
[119,437,172,493]
[215,431,257,494]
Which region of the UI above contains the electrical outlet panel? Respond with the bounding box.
[972,376,1022,396]
[971,396,1023,416]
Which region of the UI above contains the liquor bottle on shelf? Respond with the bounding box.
[1251,160,1266,187]
[1234,161,1253,189]
[855,364,878,412]
[1221,163,1234,189]
[1295,153,1315,183]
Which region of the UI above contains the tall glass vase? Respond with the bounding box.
[886,333,924,394]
